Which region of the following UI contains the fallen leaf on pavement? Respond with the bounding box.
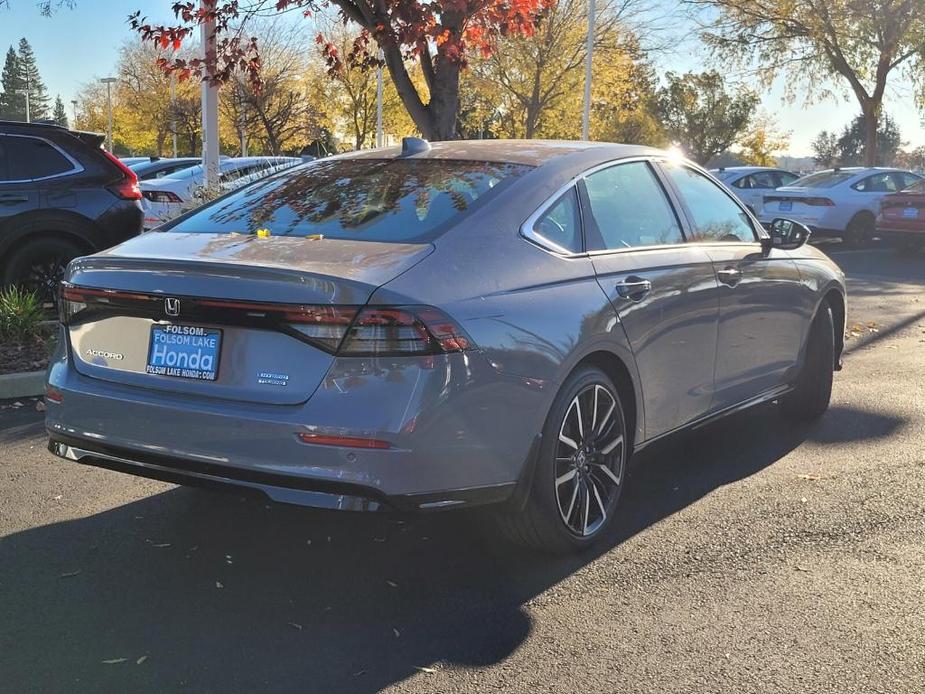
[386,580,398,588]
[288,622,303,631]
[136,656,148,665]
[393,628,400,638]
[215,581,223,589]
[796,474,822,481]
[102,658,128,665]
[414,666,436,674]
[59,570,81,579]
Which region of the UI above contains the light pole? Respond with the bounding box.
[17,75,31,122]
[581,0,595,141]
[200,0,220,191]
[99,77,117,151]
[70,99,78,127]
[376,48,384,148]
[170,73,178,157]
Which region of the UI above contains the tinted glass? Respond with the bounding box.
[665,165,755,242]
[533,187,582,253]
[792,171,855,188]
[777,172,799,186]
[852,173,898,193]
[0,138,10,181]
[750,171,778,188]
[583,162,683,249]
[731,175,750,189]
[4,136,72,179]
[169,158,532,243]
[899,172,921,189]
[902,177,925,193]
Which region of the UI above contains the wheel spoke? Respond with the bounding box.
[591,477,607,519]
[601,434,623,456]
[564,478,579,522]
[591,386,600,432]
[559,433,578,450]
[595,462,621,486]
[582,481,591,535]
[556,468,577,487]
[574,396,583,440]
[596,399,615,437]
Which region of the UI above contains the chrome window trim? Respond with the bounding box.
[520,155,683,258]
[0,133,84,183]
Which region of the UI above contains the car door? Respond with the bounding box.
[0,135,41,237]
[582,159,720,439]
[851,172,900,215]
[744,171,779,212]
[659,161,809,409]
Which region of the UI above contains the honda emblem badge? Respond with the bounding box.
[165,297,180,317]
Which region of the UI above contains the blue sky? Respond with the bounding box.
[1,0,922,155]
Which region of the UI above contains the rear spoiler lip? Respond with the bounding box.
[71,130,106,148]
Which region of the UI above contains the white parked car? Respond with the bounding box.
[710,166,799,213]
[758,167,923,244]
[141,156,300,229]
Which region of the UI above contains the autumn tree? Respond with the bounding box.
[736,116,790,166]
[655,70,757,164]
[130,0,551,141]
[688,0,925,166]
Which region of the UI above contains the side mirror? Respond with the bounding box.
[765,218,811,251]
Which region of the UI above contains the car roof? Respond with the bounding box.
[337,139,663,168]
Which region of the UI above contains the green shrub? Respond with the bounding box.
[0,286,45,342]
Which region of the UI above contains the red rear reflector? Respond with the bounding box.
[297,433,391,449]
[45,386,64,403]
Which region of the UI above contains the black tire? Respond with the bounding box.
[0,236,85,309]
[781,301,834,420]
[843,214,874,247]
[498,366,628,553]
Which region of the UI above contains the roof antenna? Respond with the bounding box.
[400,136,431,156]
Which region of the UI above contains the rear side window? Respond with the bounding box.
[533,187,583,253]
[3,135,74,179]
[169,158,532,243]
[777,172,799,186]
[750,171,778,188]
[664,164,755,242]
[852,173,898,193]
[583,161,683,249]
[792,171,854,188]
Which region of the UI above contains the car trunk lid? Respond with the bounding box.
[64,232,433,405]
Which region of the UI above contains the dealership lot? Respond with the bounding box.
[1,245,923,693]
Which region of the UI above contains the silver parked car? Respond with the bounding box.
[710,166,799,213]
[46,140,847,552]
[758,167,922,244]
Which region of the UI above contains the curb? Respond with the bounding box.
[0,370,46,400]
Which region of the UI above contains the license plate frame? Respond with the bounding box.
[903,207,919,219]
[779,200,793,212]
[146,324,222,381]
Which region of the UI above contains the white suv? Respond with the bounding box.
[758,167,922,244]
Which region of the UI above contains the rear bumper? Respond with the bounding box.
[45,342,550,510]
[47,436,514,512]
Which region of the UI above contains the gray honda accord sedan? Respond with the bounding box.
[46,139,846,552]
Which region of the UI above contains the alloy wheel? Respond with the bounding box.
[22,256,68,311]
[554,383,625,537]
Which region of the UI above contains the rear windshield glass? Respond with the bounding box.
[167,158,532,243]
[903,178,925,193]
[790,171,855,188]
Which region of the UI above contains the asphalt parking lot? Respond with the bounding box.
[1,243,924,693]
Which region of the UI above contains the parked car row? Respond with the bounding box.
[712,164,924,247]
[0,120,305,305]
[140,156,301,229]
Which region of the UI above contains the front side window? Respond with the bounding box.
[664,164,756,242]
[3,136,73,179]
[583,161,683,250]
[169,158,532,243]
[533,187,583,253]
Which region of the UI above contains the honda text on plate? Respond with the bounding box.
[46,139,846,553]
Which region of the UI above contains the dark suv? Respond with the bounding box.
[0,121,144,304]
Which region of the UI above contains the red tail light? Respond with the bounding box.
[143,190,183,203]
[804,197,835,206]
[100,150,142,200]
[339,306,473,356]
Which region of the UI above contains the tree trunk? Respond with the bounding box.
[862,101,879,167]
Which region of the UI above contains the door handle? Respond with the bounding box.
[615,276,652,301]
[0,194,29,204]
[717,267,742,287]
